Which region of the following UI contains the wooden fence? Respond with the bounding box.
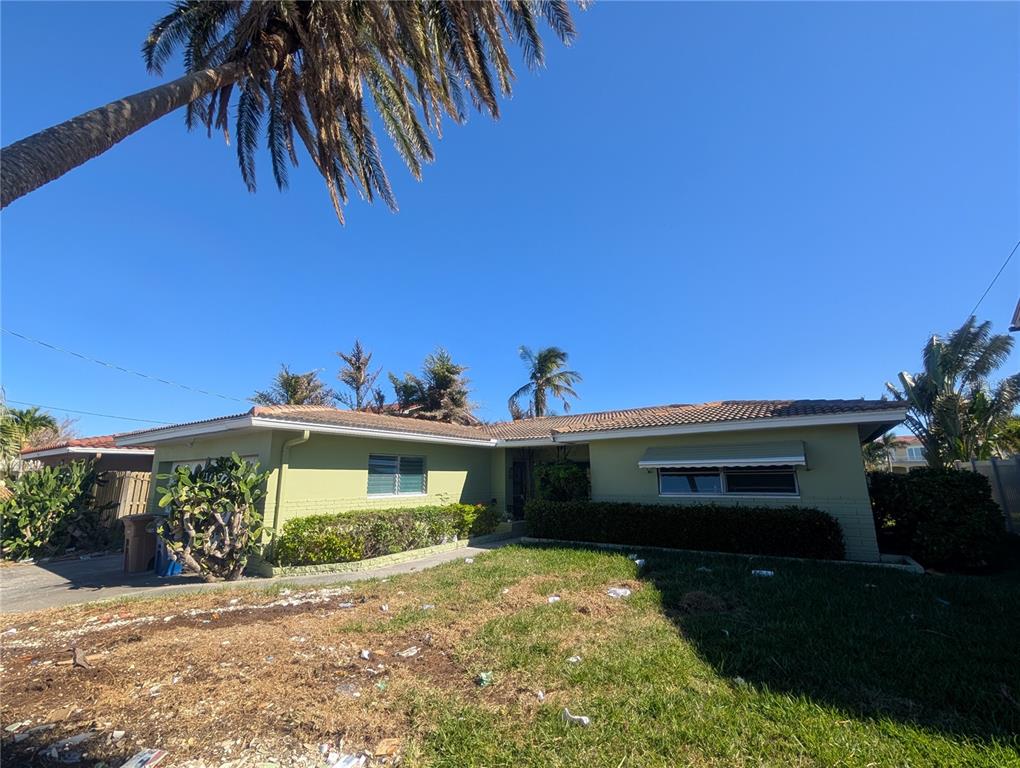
[94,470,151,525]
[955,457,1020,535]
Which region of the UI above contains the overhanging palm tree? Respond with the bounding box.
[887,317,1020,466]
[1,1,583,218]
[508,346,581,418]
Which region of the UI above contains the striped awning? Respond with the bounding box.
[637,441,807,469]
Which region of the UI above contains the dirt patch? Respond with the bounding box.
[1,574,649,766]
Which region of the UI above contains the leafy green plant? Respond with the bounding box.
[0,460,114,560]
[868,468,1007,571]
[157,454,270,581]
[533,461,590,502]
[273,503,499,567]
[525,500,845,560]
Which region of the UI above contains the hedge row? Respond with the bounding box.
[273,503,502,567]
[525,499,845,560]
[868,468,1007,572]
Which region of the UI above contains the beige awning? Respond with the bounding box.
[637,441,807,469]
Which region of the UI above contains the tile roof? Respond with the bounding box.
[117,399,905,446]
[250,405,492,441]
[484,399,905,440]
[22,434,153,455]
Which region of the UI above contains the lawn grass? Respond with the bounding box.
[379,545,1020,766]
[2,544,1018,766]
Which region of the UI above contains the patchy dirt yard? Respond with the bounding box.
[2,545,1017,768]
[1,555,642,767]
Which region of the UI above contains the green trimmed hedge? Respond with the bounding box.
[525,500,845,560]
[273,503,501,567]
[868,469,1007,572]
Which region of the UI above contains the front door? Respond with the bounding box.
[511,460,529,520]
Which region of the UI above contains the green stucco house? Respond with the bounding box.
[117,399,905,562]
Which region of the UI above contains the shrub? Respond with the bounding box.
[533,461,590,502]
[525,499,845,560]
[0,460,115,560]
[273,503,499,567]
[868,468,1007,571]
[157,454,270,581]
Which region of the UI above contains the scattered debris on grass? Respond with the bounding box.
[547,595,561,604]
[606,587,632,599]
[464,558,475,564]
[373,738,401,758]
[119,748,168,767]
[396,646,420,658]
[566,655,582,664]
[561,708,591,727]
[475,671,494,687]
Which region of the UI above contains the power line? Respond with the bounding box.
[5,399,172,425]
[967,239,1019,320]
[1,328,248,403]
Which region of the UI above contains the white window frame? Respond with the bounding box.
[657,467,800,498]
[367,454,428,497]
[906,446,924,461]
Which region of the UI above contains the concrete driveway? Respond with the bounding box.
[0,539,519,614]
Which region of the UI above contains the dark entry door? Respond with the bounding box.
[511,460,529,520]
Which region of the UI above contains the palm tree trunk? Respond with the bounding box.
[1,63,240,208]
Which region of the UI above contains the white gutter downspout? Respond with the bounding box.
[270,430,310,546]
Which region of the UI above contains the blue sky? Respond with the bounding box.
[2,1,1018,435]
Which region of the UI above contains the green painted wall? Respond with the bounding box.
[586,424,880,561]
[149,431,277,513]
[268,432,493,530]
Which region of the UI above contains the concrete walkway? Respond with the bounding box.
[0,539,519,614]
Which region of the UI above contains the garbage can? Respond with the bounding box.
[122,514,157,573]
[154,537,183,578]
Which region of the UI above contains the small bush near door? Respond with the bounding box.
[868,469,1007,572]
[524,500,845,560]
[273,503,500,567]
[533,461,590,502]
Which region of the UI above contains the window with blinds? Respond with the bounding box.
[368,454,426,496]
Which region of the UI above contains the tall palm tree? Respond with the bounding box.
[336,339,380,410]
[2,1,583,217]
[508,346,581,418]
[253,364,336,406]
[887,317,1020,466]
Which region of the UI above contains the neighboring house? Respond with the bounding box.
[21,435,155,519]
[21,435,154,472]
[886,435,927,473]
[117,399,906,562]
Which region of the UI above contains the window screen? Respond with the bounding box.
[368,454,426,495]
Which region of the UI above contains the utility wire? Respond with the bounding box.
[1,328,249,403]
[5,399,172,425]
[967,239,1019,320]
